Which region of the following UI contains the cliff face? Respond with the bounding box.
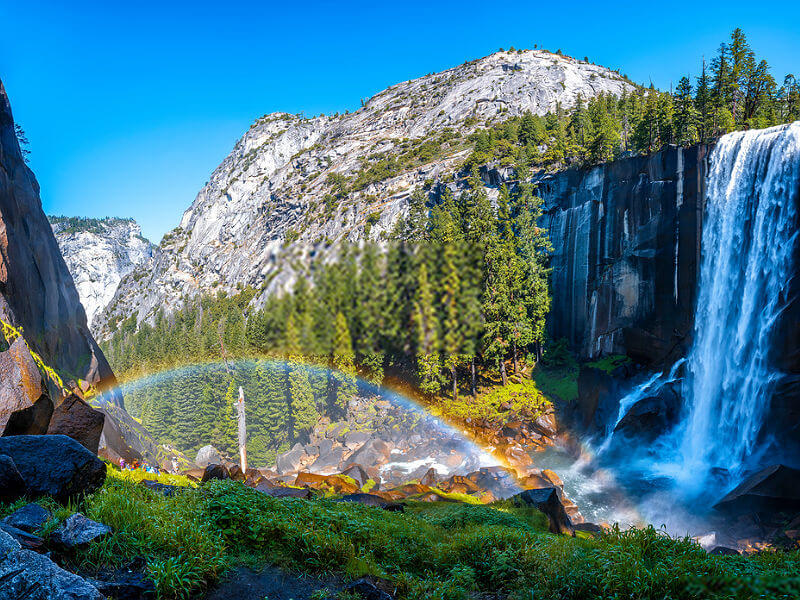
[49,217,155,329]
[0,79,119,401]
[94,50,635,337]
[534,145,711,365]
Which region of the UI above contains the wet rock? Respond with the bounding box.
[344,431,370,450]
[46,394,105,454]
[311,446,345,473]
[0,435,106,503]
[345,438,391,468]
[575,367,626,432]
[419,467,439,487]
[2,503,51,533]
[0,528,103,599]
[713,464,800,515]
[542,469,564,488]
[512,487,574,535]
[0,453,26,502]
[614,384,681,441]
[49,513,111,550]
[341,577,394,600]
[0,338,45,433]
[295,472,360,494]
[201,463,231,483]
[2,392,53,436]
[573,522,605,534]
[88,571,156,600]
[195,445,222,468]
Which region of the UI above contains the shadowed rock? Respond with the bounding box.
[201,463,231,483]
[2,392,53,436]
[0,435,106,503]
[512,487,574,535]
[0,453,26,502]
[46,394,105,454]
[2,503,50,533]
[713,464,800,515]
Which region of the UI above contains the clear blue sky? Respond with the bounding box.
[2,0,798,242]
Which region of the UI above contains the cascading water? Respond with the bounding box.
[676,122,800,488]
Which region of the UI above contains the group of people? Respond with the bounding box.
[119,458,160,474]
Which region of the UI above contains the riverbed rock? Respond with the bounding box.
[194,445,222,468]
[0,528,103,599]
[341,577,394,600]
[276,444,307,474]
[0,522,45,551]
[2,503,51,533]
[259,486,313,499]
[0,435,106,503]
[49,513,111,550]
[201,463,231,483]
[46,394,105,454]
[88,571,156,600]
[512,487,574,535]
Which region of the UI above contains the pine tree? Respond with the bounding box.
[330,312,357,413]
[674,76,699,146]
[412,262,440,395]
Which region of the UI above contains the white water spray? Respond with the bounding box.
[677,122,800,484]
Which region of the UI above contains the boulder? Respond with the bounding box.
[258,486,313,499]
[341,464,370,489]
[46,394,105,454]
[194,445,222,468]
[419,467,439,487]
[201,463,231,483]
[713,464,800,515]
[88,571,156,600]
[0,528,103,599]
[708,546,740,556]
[341,577,394,600]
[2,503,50,533]
[276,444,307,474]
[49,513,111,550]
[0,453,26,502]
[0,435,106,503]
[613,384,681,441]
[295,472,359,494]
[512,487,574,535]
[339,493,404,512]
[310,446,345,473]
[345,438,391,468]
[343,431,371,450]
[2,392,53,436]
[0,338,44,433]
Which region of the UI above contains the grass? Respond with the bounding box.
[3,469,799,599]
[531,364,579,403]
[585,354,632,374]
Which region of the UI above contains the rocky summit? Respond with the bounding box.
[49,217,155,329]
[94,50,633,336]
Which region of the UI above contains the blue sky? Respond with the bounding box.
[1,0,798,242]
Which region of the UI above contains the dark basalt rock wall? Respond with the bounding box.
[0,79,120,403]
[533,145,711,366]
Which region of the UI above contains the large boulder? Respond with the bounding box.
[713,465,800,515]
[2,392,53,436]
[344,438,391,468]
[276,444,307,474]
[512,487,574,535]
[46,394,105,454]
[0,528,103,599]
[195,445,222,468]
[0,454,26,502]
[613,383,681,441]
[201,463,230,483]
[0,435,106,503]
[0,338,44,432]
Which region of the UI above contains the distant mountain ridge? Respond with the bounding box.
[49,216,156,329]
[93,49,635,337]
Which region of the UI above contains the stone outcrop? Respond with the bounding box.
[94,50,634,336]
[0,78,121,405]
[534,145,711,364]
[49,216,155,329]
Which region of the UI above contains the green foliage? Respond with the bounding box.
[586,354,631,374]
[15,473,799,600]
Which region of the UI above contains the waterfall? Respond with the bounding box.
[677,122,800,485]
